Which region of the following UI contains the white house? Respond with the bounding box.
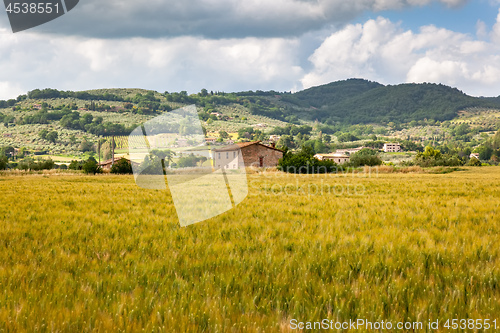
[314,153,350,164]
[470,153,480,160]
[383,143,401,153]
[335,147,365,155]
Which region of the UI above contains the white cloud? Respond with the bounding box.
[490,9,500,43]
[2,2,500,101]
[0,81,24,100]
[0,0,471,39]
[0,31,303,98]
[407,58,468,85]
[476,19,488,39]
[302,15,500,96]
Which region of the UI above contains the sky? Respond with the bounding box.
[2,0,500,100]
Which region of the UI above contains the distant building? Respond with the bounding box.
[383,143,401,153]
[314,153,350,164]
[176,138,188,147]
[98,157,130,170]
[335,147,365,155]
[213,141,283,169]
[205,138,217,144]
[269,135,281,142]
[470,153,480,160]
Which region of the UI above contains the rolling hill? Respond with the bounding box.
[274,79,500,124]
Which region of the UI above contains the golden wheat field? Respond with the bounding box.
[0,167,499,332]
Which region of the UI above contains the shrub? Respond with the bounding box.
[16,158,55,171]
[467,157,482,167]
[348,148,382,167]
[278,146,337,174]
[68,160,84,170]
[0,156,8,170]
[413,146,465,167]
[82,157,102,174]
[111,158,133,174]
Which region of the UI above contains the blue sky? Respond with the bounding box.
[362,0,496,35]
[1,0,500,99]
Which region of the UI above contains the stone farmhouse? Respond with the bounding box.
[213,141,284,169]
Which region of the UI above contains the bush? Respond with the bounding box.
[16,158,55,171]
[68,160,84,170]
[79,140,94,153]
[111,158,133,174]
[0,156,8,170]
[278,146,337,174]
[467,157,482,166]
[348,148,382,167]
[83,157,102,174]
[413,146,465,167]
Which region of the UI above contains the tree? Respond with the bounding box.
[277,135,294,149]
[219,130,229,139]
[46,131,58,143]
[79,139,94,152]
[337,132,359,142]
[0,146,14,158]
[68,160,83,170]
[467,157,481,166]
[278,145,337,174]
[111,158,133,174]
[421,146,442,159]
[38,129,48,140]
[400,140,423,152]
[82,157,102,174]
[413,145,463,167]
[150,149,174,167]
[348,148,382,167]
[177,154,206,168]
[0,155,8,170]
[475,146,493,160]
[237,127,254,139]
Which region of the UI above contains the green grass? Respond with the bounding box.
[0,168,499,332]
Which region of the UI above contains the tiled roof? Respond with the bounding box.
[98,157,130,166]
[213,141,283,152]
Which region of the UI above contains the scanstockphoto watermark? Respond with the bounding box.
[4,0,80,33]
[290,318,499,331]
[251,179,366,197]
[290,318,425,331]
[253,163,380,179]
[249,164,379,196]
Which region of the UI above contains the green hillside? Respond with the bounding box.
[276,80,500,124]
[319,83,500,123]
[1,79,500,156]
[285,78,383,108]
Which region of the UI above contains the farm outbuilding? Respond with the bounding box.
[213,141,284,169]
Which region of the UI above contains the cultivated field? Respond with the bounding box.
[0,167,499,332]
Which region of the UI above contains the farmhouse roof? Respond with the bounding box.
[98,157,130,166]
[213,141,283,152]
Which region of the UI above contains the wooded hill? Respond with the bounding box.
[279,79,500,124]
[2,79,500,126]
